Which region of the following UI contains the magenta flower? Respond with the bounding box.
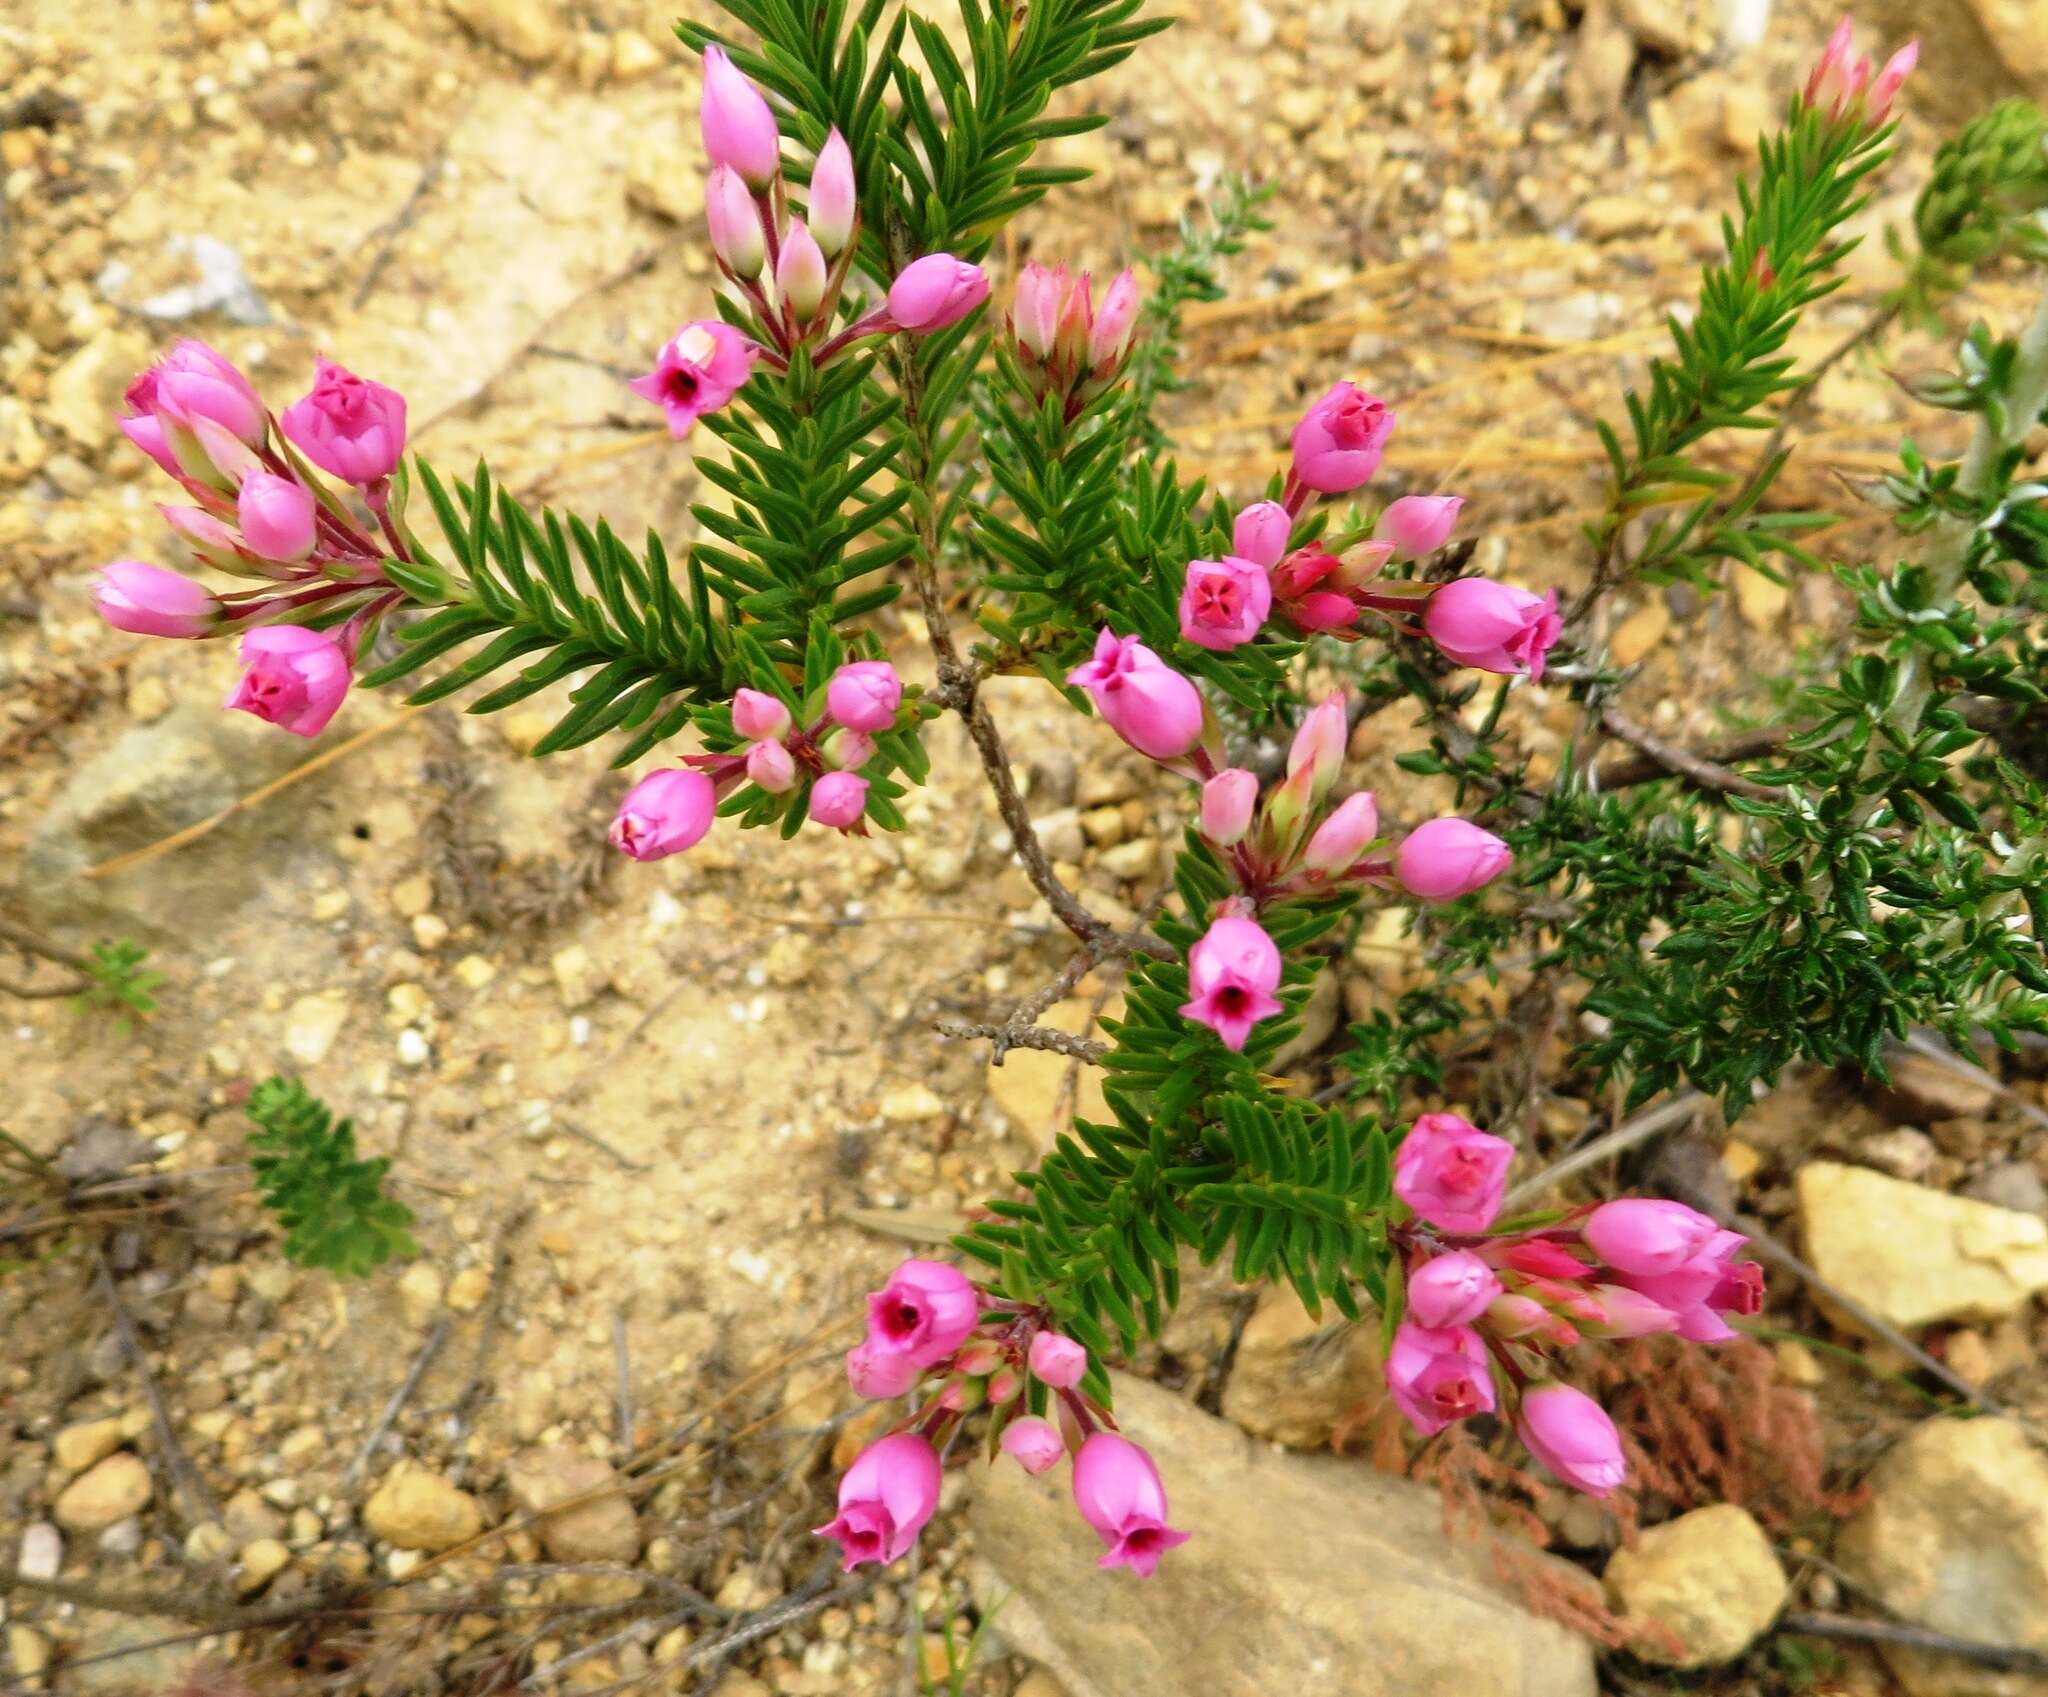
[810,770,870,829]
[609,768,717,860]
[1179,913,1284,1052]
[142,340,268,446]
[1290,382,1394,495]
[731,687,792,742]
[777,217,828,321]
[844,1337,920,1400]
[1583,1199,1721,1278]
[1393,1112,1512,1235]
[1395,817,1511,903]
[1071,1433,1190,1577]
[1385,1321,1497,1436]
[1609,1227,1762,1343]
[1302,791,1379,876]
[225,625,351,737]
[236,472,317,563]
[1065,628,1205,762]
[1270,544,1360,634]
[280,357,406,486]
[1231,500,1291,570]
[629,322,759,439]
[1405,1250,1503,1329]
[700,44,781,189]
[826,659,902,732]
[1516,1383,1627,1497]
[1199,768,1259,848]
[888,255,989,333]
[1000,1416,1067,1475]
[809,127,857,258]
[95,561,221,639]
[706,164,766,278]
[1178,555,1272,650]
[864,1258,979,1368]
[1028,1330,1088,1390]
[1422,578,1561,679]
[1088,268,1141,371]
[745,738,796,792]
[117,375,184,479]
[814,1433,942,1569]
[1376,494,1464,560]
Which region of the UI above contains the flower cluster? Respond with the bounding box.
[820,1258,1189,1577]
[606,658,905,858]
[1384,1114,1763,1494]
[1803,15,1918,127]
[1006,263,1142,419]
[634,49,989,437]
[97,340,414,738]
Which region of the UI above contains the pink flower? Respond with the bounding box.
[1385,1322,1496,1436]
[1516,1384,1627,1497]
[1065,628,1205,761]
[823,728,875,771]
[777,217,828,320]
[1179,913,1284,1051]
[1376,494,1463,560]
[731,687,791,741]
[1288,695,1349,796]
[1000,1417,1066,1475]
[1867,39,1917,121]
[1270,544,1359,634]
[814,1434,942,1569]
[1611,1228,1762,1344]
[142,340,268,446]
[1012,263,1069,361]
[809,127,857,258]
[237,472,317,563]
[118,380,183,479]
[706,164,766,278]
[1028,1330,1087,1389]
[1406,1250,1502,1328]
[1393,1112,1512,1234]
[280,357,406,486]
[810,770,870,829]
[825,659,902,732]
[746,738,796,792]
[1290,382,1393,494]
[865,1258,979,1367]
[1423,578,1561,679]
[95,560,221,639]
[1071,1433,1190,1577]
[1395,817,1511,903]
[1088,268,1140,371]
[1199,768,1258,847]
[1501,1238,1595,1283]
[845,1338,920,1400]
[700,44,781,190]
[1178,556,1272,650]
[1303,791,1379,876]
[161,505,244,570]
[225,625,351,737]
[609,768,717,860]
[888,255,989,333]
[1583,1199,1721,1278]
[1579,1284,1683,1339]
[629,322,759,439]
[1231,500,1291,569]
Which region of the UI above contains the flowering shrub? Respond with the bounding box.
[82,0,2048,1584]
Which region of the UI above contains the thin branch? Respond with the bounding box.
[447,1203,530,1483]
[94,1249,218,1527]
[933,1017,1109,1064]
[1778,1611,2048,1675]
[1500,1092,1706,1213]
[1598,706,1778,802]
[343,1317,450,1488]
[612,1309,634,1452]
[0,911,92,974]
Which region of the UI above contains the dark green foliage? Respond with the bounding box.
[1896,100,2048,318]
[245,1078,416,1277]
[72,939,163,1027]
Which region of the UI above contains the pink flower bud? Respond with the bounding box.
[822,728,875,771]
[1395,817,1511,903]
[1071,1433,1190,1577]
[888,254,990,333]
[1375,494,1464,560]
[1406,1250,1503,1329]
[1087,268,1140,372]
[146,340,268,447]
[1516,1383,1627,1497]
[629,321,760,440]
[1065,628,1205,762]
[845,1338,920,1399]
[814,1433,942,1569]
[1393,1112,1513,1235]
[1501,1238,1595,1283]
[746,738,796,792]
[161,505,245,570]
[1422,578,1561,679]
[1487,1292,1554,1337]
[776,217,828,320]
[1178,556,1272,651]
[1011,262,1069,362]
[1000,1416,1066,1475]
[1580,1284,1683,1339]
[1287,695,1348,800]
[1231,500,1292,570]
[1804,16,1870,118]
[700,44,781,190]
[95,560,221,639]
[706,164,766,279]
[1583,1199,1721,1278]
[826,659,902,732]
[609,768,717,860]
[1289,382,1394,495]
[118,395,183,479]
[225,625,352,738]
[864,1258,979,1368]
[809,770,869,829]
[280,357,407,486]
[1302,791,1379,876]
[1028,1330,1087,1389]
[1179,913,1284,1052]
[809,128,857,259]
[1385,1321,1496,1436]
[236,472,317,563]
[1866,38,1917,121]
[1199,768,1259,848]
[731,687,792,741]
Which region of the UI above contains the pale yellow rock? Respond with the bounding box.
[363,1464,484,1552]
[443,0,564,64]
[398,1262,445,1326]
[54,1453,152,1532]
[983,994,1121,1149]
[609,29,664,81]
[879,1083,947,1123]
[1609,601,1671,667]
[1605,1504,1787,1667]
[506,1448,641,1563]
[447,1265,492,1314]
[1730,562,1790,628]
[1797,1161,2048,1330]
[1219,1286,1382,1449]
[237,1537,291,1593]
[7,1625,49,1682]
[52,1416,125,1474]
